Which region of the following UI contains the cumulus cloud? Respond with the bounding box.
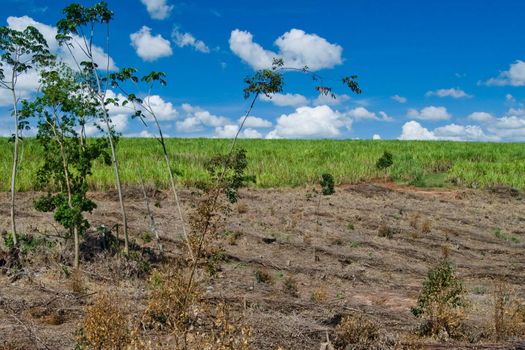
[399,121,437,140]
[239,116,272,128]
[143,95,178,121]
[229,28,342,71]
[266,105,351,139]
[172,28,210,53]
[467,112,494,123]
[399,121,495,141]
[260,93,309,107]
[214,125,262,139]
[372,134,381,140]
[130,26,172,62]
[426,88,472,99]
[345,107,393,122]
[313,93,350,106]
[486,60,525,86]
[176,104,230,132]
[140,0,173,20]
[391,95,407,103]
[407,106,451,121]
[7,16,116,70]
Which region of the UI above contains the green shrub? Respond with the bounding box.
[376,151,393,170]
[320,173,335,195]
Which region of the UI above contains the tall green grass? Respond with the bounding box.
[1,137,524,191]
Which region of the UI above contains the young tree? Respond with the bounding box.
[55,2,131,254]
[0,25,52,246]
[107,69,194,259]
[30,63,110,268]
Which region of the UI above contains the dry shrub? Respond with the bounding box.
[409,213,420,229]
[411,259,467,339]
[492,280,525,341]
[254,269,273,284]
[311,288,328,303]
[335,314,382,349]
[142,267,200,333]
[192,303,252,350]
[421,219,432,234]
[378,224,395,239]
[77,292,130,350]
[282,276,298,297]
[236,202,249,214]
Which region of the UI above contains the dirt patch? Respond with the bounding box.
[1,184,525,349]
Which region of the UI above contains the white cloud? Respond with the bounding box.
[260,93,309,107]
[176,104,230,132]
[391,95,407,104]
[407,106,451,121]
[266,105,351,139]
[486,60,525,86]
[372,134,381,140]
[433,124,491,141]
[467,112,494,123]
[339,107,393,122]
[7,16,116,71]
[229,28,342,71]
[239,116,272,128]
[399,120,495,141]
[130,26,172,62]
[505,94,516,103]
[143,95,178,121]
[172,29,210,53]
[313,93,350,106]
[426,88,471,99]
[140,0,173,20]
[214,125,262,139]
[346,107,376,120]
[399,121,437,140]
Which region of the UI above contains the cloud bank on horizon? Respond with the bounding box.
[1,0,525,141]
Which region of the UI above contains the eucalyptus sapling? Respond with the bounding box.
[107,68,194,259]
[0,25,52,245]
[55,2,131,254]
[29,63,110,268]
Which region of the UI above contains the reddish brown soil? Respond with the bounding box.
[1,183,525,349]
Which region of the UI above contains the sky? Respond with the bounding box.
[1,0,525,141]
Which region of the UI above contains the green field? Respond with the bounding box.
[1,137,524,191]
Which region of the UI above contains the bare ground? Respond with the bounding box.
[1,183,525,349]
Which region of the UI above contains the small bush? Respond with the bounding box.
[320,173,335,196]
[255,269,273,284]
[411,259,467,338]
[378,224,395,239]
[142,268,199,332]
[311,288,328,303]
[283,276,298,297]
[376,151,393,170]
[421,219,432,234]
[335,314,381,348]
[77,293,130,350]
[492,280,525,341]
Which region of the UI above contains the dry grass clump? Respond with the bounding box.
[77,292,131,350]
[311,288,328,304]
[254,269,273,284]
[492,280,525,341]
[421,219,432,234]
[142,267,200,333]
[335,314,387,349]
[192,303,252,350]
[282,276,298,297]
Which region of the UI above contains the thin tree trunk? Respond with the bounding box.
[139,174,162,253]
[9,86,18,246]
[152,115,193,260]
[101,116,128,254]
[51,116,78,267]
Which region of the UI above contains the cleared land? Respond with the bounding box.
[1,138,525,190]
[1,183,525,349]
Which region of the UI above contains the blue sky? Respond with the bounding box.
[1,0,525,140]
